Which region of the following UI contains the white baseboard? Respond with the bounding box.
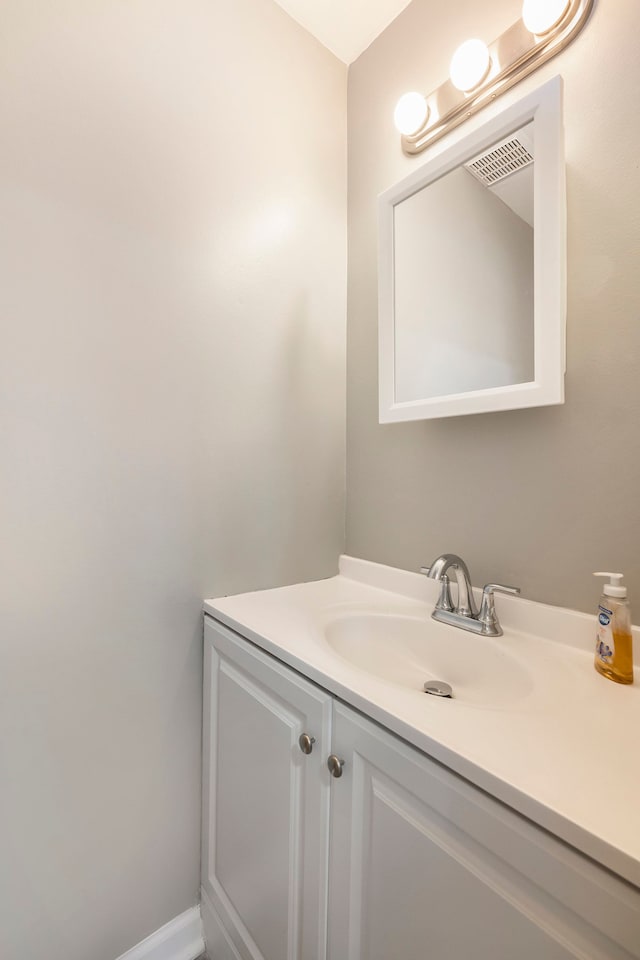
[115,905,205,960]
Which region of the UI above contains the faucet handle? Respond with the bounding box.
[478,583,521,636]
[435,574,454,612]
[483,583,520,598]
[420,567,454,612]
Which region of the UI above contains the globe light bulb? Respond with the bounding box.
[522,0,570,35]
[449,39,491,93]
[394,92,429,136]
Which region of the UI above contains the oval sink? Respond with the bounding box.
[323,612,534,707]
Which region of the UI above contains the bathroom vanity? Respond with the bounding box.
[201,558,640,960]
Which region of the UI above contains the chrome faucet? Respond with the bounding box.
[421,554,520,637]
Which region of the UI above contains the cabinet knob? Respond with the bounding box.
[298,733,315,755]
[327,754,345,778]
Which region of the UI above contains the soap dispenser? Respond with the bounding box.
[593,572,634,685]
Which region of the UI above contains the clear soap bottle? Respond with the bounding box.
[593,572,634,685]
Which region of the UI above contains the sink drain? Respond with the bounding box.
[423,680,453,698]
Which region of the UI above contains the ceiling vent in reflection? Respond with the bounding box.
[465,136,534,187]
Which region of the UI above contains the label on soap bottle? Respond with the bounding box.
[596,604,615,663]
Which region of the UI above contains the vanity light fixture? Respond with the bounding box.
[522,0,571,35]
[394,91,430,136]
[449,39,491,93]
[394,0,594,154]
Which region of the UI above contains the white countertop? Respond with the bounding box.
[204,556,640,888]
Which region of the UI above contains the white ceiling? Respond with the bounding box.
[271,0,414,64]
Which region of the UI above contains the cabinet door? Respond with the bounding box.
[202,618,332,960]
[328,702,640,960]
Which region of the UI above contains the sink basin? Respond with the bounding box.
[323,612,534,707]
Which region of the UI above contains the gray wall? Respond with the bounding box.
[346,0,640,613]
[0,2,346,959]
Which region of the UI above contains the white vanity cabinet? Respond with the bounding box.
[201,618,332,960]
[202,616,640,960]
[327,701,639,960]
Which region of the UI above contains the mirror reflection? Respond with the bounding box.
[393,122,535,403]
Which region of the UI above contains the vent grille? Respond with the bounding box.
[465,137,533,186]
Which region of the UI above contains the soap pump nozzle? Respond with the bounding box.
[593,572,627,598]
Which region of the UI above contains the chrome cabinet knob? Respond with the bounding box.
[327,755,345,778]
[298,733,315,755]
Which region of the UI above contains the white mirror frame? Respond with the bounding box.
[378,76,566,423]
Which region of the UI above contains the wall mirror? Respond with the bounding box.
[378,76,565,422]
